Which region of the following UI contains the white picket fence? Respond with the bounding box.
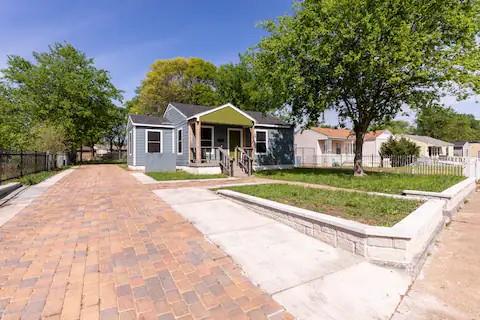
[294,147,480,180]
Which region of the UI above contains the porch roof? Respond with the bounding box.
[169,102,290,126]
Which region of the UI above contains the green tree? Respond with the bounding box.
[216,54,281,111]
[252,0,480,175]
[379,136,420,166]
[0,84,33,150]
[30,123,67,153]
[131,57,219,115]
[416,104,480,142]
[370,120,415,135]
[1,43,122,156]
[104,107,128,154]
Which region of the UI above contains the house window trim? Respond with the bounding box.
[128,130,133,156]
[177,128,183,155]
[200,125,215,149]
[227,128,243,152]
[145,129,163,154]
[255,129,268,155]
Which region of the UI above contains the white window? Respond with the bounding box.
[146,130,162,153]
[128,130,133,155]
[255,130,268,154]
[177,129,183,154]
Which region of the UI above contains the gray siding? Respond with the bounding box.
[164,105,189,166]
[255,126,294,166]
[134,126,174,167]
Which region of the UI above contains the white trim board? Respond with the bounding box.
[227,128,244,152]
[145,129,164,154]
[254,129,268,155]
[187,103,257,124]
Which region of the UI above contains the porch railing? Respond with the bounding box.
[190,147,221,164]
[236,147,254,176]
[218,148,233,176]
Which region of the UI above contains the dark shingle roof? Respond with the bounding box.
[129,114,172,126]
[169,102,211,118]
[169,102,289,126]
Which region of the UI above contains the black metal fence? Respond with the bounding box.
[0,151,63,184]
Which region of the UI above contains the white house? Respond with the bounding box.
[294,128,392,165]
[363,130,393,155]
[400,134,454,157]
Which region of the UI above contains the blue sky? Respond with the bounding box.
[0,0,478,121]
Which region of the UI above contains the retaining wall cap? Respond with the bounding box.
[403,177,475,200]
[441,177,476,196]
[402,190,452,199]
[217,189,426,239]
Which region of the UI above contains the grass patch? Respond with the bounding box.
[16,171,59,185]
[222,184,421,227]
[80,159,127,165]
[256,168,464,194]
[147,170,226,181]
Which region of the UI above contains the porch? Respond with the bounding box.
[185,104,257,175]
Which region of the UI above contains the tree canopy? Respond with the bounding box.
[130,57,219,115]
[0,43,123,154]
[252,0,480,174]
[416,104,480,142]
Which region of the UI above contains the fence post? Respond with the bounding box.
[20,151,24,177]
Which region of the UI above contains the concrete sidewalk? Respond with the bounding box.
[154,187,412,320]
[392,189,480,320]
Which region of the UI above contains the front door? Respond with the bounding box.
[228,129,242,159]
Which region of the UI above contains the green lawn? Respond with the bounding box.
[147,170,226,181]
[222,184,421,227]
[15,170,60,185]
[256,168,464,194]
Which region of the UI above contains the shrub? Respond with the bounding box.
[379,137,420,167]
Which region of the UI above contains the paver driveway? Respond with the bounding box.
[0,165,290,320]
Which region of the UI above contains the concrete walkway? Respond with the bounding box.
[154,188,411,320]
[0,169,75,228]
[392,189,480,320]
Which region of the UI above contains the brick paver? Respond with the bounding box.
[0,165,291,320]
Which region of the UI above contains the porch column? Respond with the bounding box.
[188,121,194,163]
[195,120,201,163]
[250,127,255,150]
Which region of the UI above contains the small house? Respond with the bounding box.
[126,102,294,175]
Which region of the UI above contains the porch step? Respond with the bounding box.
[232,162,249,178]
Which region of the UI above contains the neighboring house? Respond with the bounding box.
[453,141,480,158]
[126,102,294,174]
[363,130,393,155]
[400,134,454,157]
[294,128,392,156]
[295,127,355,157]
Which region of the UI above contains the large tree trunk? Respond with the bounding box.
[353,129,366,176]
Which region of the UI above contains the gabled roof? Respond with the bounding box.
[454,141,468,147]
[365,130,390,141]
[311,127,353,139]
[168,102,289,126]
[403,134,453,146]
[129,114,173,126]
